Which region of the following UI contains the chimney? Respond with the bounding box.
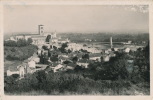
[110,37,113,48]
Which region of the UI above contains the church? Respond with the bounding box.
[8,25,58,45]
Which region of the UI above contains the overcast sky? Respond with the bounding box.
[4,5,149,34]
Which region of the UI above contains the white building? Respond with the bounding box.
[102,55,110,62]
[124,48,131,53]
[28,60,36,68]
[77,59,89,68]
[7,70,19,76]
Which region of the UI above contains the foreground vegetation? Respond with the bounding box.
[4,43,150,95]
[4,71,149,95]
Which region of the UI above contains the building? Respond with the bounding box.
[8,25,58,45]
[89,53,101,61]
[124,48,131,53]
[102,55,110,62]
[38,25,44,35]
[77,59,89,68]
[66,63,76,70]
[32,35,46,45]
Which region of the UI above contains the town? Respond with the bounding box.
[4,25,149,95]
[5,25,138,79]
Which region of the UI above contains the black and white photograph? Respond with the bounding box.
[1,2,151,96]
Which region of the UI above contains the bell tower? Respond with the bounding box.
[38,25,44,35]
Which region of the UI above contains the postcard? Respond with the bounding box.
[0,0,153,100]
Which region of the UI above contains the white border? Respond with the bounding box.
[0,0,153,100]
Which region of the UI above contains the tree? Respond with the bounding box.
[46,35,51,42]
[133,42,150,82]
[82,54,89,60]
[42,45,48,50]
[4,40,16,47]
[27,38,33,45]
[63,60,71,64]
[72,56,78,63]
[16,39,27,47]
[61,43,68,49]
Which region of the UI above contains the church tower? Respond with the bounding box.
[38,25,44,35]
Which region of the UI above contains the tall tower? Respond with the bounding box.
[38,25,44,35]
[110,37,113,48]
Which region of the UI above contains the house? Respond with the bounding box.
[30,53,40,63]
[17,64,26,78]
[53,64,64,72]
[28,60,36,68]
[109,52,116,57]
[6,70,19,76]
[102,55,110,62]
[89,53,101,61]
[58,56,68,64]
[124,48,130,53]
[35,64,48,71]
[77,59,89,68]
[58,38,70,43]
[6,36,17,41]
[66,63,76,70]
[37,49,42,56]
[87,48,101,53]
[102,49,109,54]
[112,48,118,52]
[49,62,64,72]
[108,48,112,52]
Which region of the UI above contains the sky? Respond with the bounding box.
[4,5,149,34]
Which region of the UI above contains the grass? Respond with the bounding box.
[5,81,149,95]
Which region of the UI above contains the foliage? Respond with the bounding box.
[4,45,37,61]
[82,53,89,60]
[4,38,33,47]
[42,45,48,50]
[46,35,51,42]
[4,69,149,95]
[59,43,68,53]
[4,42,150,95]
[72,56,78,63]
[133,42,150,82]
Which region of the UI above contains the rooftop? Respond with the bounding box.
[67,63,77,67]
[78,59,90,63]
[89,53,102,57]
